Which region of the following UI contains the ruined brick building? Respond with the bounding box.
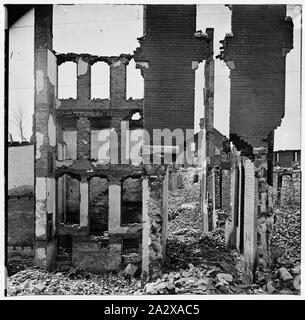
[7,4,295,282]
[215,5,294,279]
[32,4,213,278]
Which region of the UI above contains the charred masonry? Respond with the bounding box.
[30,4,293,281]
[212,5,293,280]
[33,5,213,279]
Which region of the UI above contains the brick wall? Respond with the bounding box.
[63,130,77,160]
[8,197,34,246]
[135,5,212,141]
[219,5,293,149]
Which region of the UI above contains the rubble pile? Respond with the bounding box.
[8,267,143,296]
[164,178,249,292]
[256,265,300,295]
[272,206,301,269]
[7,169,301,296]
[255,204,302,295]
[144,263,263,295]
[7,248,34,276]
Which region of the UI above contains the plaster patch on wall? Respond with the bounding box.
[136,61,149,69]
[108,184,121,233]
[192,61,199,70]
[36,177,47,238]
[55,99,62,109]
[36,132,44,159]
[36,177,47,201]
[36,70,44,94]
[55,160,74,168]
[80,181,89,227]
[36,247,46,260]
[48,115,56,147]
[57,143,64,161]
[63,130,77,160]
[226,61,235,70]
[78,59,88,76]
[113,60,122,68]
[47,177,56,215]
[47,49,57,86]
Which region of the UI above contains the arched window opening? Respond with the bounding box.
[126,59,144,99]
[58,62,77,99]
[91,62,110,99]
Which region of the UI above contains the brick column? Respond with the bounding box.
[57,176,65,223]
[109,57,129,108]
[211,168,217,229]
[108,183,121,233]
[77,58,91,100]
[198,119,208,233]
[79,178,89,227]
[161,168,169,255]
[34,5,57,271]
[77,117,90,160]
[142,175,164,281]
[254,149,273,274]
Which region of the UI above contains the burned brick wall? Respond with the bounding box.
[219,4,294,280]
[219,5,293,150]
[134,5,213,140]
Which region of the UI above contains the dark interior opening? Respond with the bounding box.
[89,177,109,235]
[122,237,141,265]
[57,234,72,262]
[65,175,80,224]
[121,177,142,226]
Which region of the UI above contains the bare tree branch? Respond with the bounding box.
[12,107,27,142]
[8,132,13,143]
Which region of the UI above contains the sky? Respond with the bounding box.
[8,4,301,150]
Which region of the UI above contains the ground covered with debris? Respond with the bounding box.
[255,204,301,295]
[272,205,301,270]
[145,180,257,295]
[7,248,34,277]
[6,171,301,296]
